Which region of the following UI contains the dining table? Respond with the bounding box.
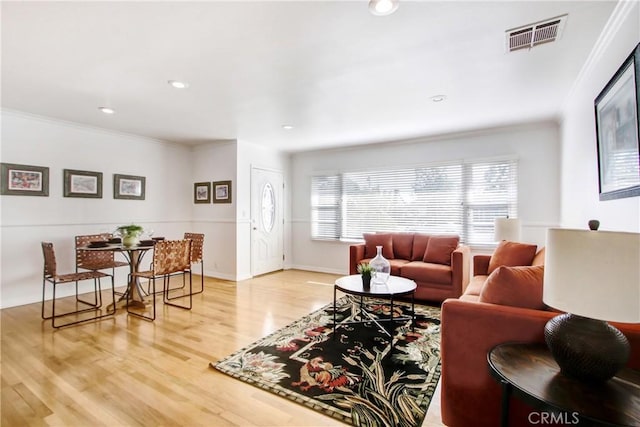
[79,241,156,309]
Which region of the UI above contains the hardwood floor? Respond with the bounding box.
[1,270,444,426]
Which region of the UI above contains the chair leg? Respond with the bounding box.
[163,270,193,310]
[42,279,100,321]
[75,275,102,308]
[148,272,186,295]
[50,278,117,329]
[191,261,205,295]
[41,278,48,320]
[127,275,156,321]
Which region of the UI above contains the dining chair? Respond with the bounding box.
[163,239,193,309]
[146,233,203,296]
[128,239,192,321]
[41,242,116,328]
[75,233,128,296]
[184,232,205,294]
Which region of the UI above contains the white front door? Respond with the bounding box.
[251,167,284,276]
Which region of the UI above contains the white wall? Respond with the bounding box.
[289,121,561,274]
[560,1,640,232]
[190,140,239,280]
[0,111,193,308]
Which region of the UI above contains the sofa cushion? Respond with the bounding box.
[459,294,479,302]
[531,247,545,266]
[400,261,452,285]
[411,233,431,261]
[389,259,411,275]
[488,241,537,274]
[392,233,415,260]
[479,265,545,310]
[363,233,394,259]
[423,235,459,266]
[464,275,488,297]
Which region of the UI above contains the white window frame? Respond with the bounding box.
[310,157,518,248]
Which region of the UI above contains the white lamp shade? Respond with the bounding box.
[543,228,640,323]
[494,218,521,242]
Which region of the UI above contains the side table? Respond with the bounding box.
[488,342,640,427]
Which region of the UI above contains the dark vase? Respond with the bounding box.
[362,274,371,290]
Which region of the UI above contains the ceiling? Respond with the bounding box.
[1,1,616,153]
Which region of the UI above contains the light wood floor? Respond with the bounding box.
[1,270,444,426]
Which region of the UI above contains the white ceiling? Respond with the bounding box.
[1,1,616,152]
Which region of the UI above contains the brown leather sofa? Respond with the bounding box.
[440,248,640,427]
[349,232,470,302]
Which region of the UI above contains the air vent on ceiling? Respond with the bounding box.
[505,14,567,52]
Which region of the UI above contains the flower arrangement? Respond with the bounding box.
[357,262,374,289]
[116,224,144,237]
[357,262,374,276]
[115,224,144,246]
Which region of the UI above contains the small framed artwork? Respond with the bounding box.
[213,180,232,204]
[64,169,102,198]
[595,43,640,201]
[194,182,211,204]
[0,163,49,196]
[114,174,146,200]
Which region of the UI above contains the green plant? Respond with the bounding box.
[357,262,374,276]
[116,224,144,237]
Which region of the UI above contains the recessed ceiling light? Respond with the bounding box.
[369,0,399,16]
[430,95,447,102]
[282,125,294,130]
[168,80,189,89]
[98,107,115,114]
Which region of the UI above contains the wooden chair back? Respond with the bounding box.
[41,242,58,278]
[153,240,192,276]
[75,233,115,270]
[184,232,204,263]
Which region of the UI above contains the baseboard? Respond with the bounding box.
[286,264,346,275]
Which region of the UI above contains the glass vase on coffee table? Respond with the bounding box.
[370,245,390,285]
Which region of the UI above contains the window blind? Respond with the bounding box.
[463,159,518,246]
[311,158,518,246]
[310,175,341,240]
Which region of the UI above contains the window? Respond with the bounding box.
[310,158,517,247]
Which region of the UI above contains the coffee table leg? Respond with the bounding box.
[333,285,337,340]
[411,293,415,331]
[500,380,512,427]
[390,296,394,352]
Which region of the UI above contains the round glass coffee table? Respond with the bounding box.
[333,275,417,350]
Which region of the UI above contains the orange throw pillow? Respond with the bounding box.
[423,235,459,266]
[363,233,394,259]
[488,240,537,274]
[392,233,414,260]
[479,265,545,310]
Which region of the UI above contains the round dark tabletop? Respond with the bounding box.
[488,342,640,427]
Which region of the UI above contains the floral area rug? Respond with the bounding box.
[210,296,442,427]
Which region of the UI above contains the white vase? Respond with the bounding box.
[370,245,390,284]
[122,234,139,247]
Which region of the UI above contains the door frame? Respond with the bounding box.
[250,166,285,277]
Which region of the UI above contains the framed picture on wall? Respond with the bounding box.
[595,42,640,201]
[0,162,49,196]
[64,169,102,198]
[194,182,211,204]
[114,174,146,200]
[213,180,232,204]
